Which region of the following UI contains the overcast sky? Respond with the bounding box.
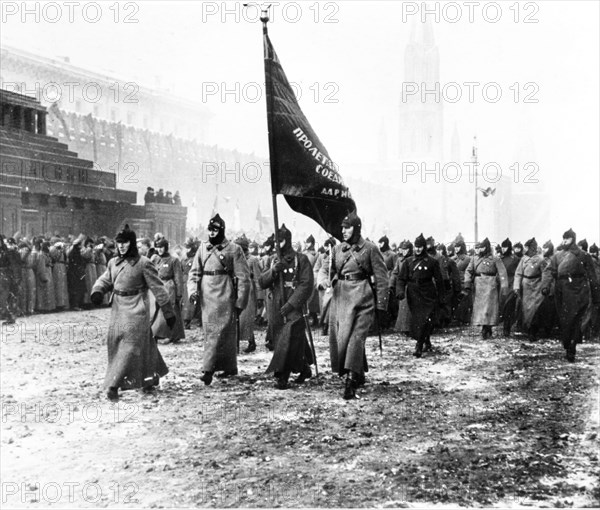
[2,0,599,237]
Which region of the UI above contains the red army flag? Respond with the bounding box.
[264,33,356,241]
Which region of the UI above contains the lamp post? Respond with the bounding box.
[472,136,478,243]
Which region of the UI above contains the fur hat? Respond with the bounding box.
[562,228,576,242]
[115,224,136,244]
[414,234,427,248]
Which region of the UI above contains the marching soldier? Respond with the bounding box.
[235,235,260,353]
[181,237,200,329]
[187,214,250,385]
[329,212,388,400]
[390,240,413,335]
[151,238,185,344]
[513,238,545,341]
[397,234,444,357]
[303,234,320,326]
[91,225,174,401]
[258,225,314,389]
[315,237,336,336]
[500,238,520,336]
[541,229,600,361]
[463,238,508,339]
[379,235,398,328]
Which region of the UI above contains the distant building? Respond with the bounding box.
[0,89,186,241]
[0,44,271,235]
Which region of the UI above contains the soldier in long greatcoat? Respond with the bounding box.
[151,238,185,344]
[499,238,520,335]
[235,235,260,353]
[390,240,413,335]
[464,238,508,338]
[398,234,444,357]
[379,235,398,328]
[91,225,175,401]
[329,212,388,400]
[259,225,314,389]
[19,241,36,316]
[187,214,250,385]
[303,234,320,326]
[50,241,69,310]
[541,229,600,361]
[81,238,97,307]
[513,238,545,340]
[588,244,600,339]
[315,238,335,336]
[452,237,472,325]
[36,241,56,313]
[181,237,200,329]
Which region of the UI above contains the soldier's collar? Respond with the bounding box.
[207,239,229,251]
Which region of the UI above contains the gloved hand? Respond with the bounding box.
[272,261,285,274]
[280,302,294,317]
[461,289,470,297]
[541,287,549,296]
[166,315,176,329]
[397,292,405,301]
[189,292,199,304]
[90,291,104,306]
[513,289,521,298]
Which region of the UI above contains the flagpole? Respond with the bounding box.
[260,6,282,258]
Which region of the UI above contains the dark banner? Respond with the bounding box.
[264,34,356,241]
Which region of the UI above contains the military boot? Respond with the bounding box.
[413,341,423,358]
[244,338,256,353]
[200,371,214,386]
[294,364,312,384]
[343,374,358,400]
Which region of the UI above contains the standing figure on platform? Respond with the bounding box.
[397,234,444,357]
[329,212,388,400]
[463,238,508,339]
[258,225,314,389]
[91,225,175,401]
[0,236,17,323]
[151,238,185,344]
[541,229,600,361]
[187,214,250,385]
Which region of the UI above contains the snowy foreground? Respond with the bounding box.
[1,309,599,508]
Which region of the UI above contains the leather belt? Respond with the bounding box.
[412,277,433,284]
[204,270,228,276]
[113,288,144,296]
[522,274,541,279]
[342,272,367,281]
